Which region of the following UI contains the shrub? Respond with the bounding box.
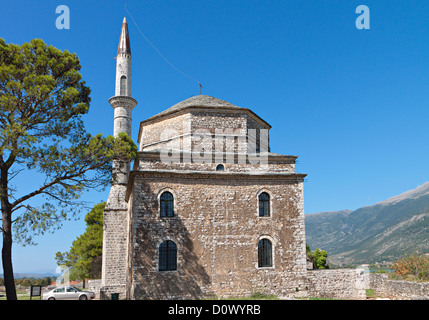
[391,254,429,281]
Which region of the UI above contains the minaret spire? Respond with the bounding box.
[117,17,131,56]
[113,16,134,98]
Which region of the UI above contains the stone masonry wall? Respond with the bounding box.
[139,110,269,156]
[306,269,368,300]
[140,113,191,151]
[101,184,130,299]
[137,152,296,174]
[370,273,429,300]
[130,172,307,299]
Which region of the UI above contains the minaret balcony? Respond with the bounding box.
[109,95,138,111]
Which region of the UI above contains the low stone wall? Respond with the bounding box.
[88,280,127,300]
[87,279,102,300]
[99,284,127,300]
[90,270,429,300]
[90,270,369,300]
[306,269,368,300]
[370,273,429,300]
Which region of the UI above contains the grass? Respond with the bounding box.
[296,296,340,300]
[204,292,280,300]
[233,292,279,300]
[0,287,44,300]
[366,289,375,298]
[0,294,39,300]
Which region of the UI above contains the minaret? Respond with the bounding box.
[101,17,137,298]
[108,16,138,185]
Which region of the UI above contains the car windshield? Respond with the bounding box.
[71,286,82,292]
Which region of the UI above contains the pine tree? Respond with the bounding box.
[0,38,137,300]
[55,202,104,281]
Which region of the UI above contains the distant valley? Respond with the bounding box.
[0,273,56,279]
[305,182,429,265]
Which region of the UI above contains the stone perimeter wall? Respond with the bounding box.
[306,270,429,300]
[306,269,367,300]
[92,270,429,300]
[370,273,429,300]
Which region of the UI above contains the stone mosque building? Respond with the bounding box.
[100,17,307,300]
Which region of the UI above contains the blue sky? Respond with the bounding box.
[1,0,429,273]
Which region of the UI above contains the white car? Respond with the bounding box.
[42,286,95,300]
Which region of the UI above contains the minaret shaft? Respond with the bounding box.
[109,16,137,183]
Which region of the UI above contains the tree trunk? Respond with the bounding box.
[1,207,17,300]
[0,159,17,300]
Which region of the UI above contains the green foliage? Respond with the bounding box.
[55,202,105,280]
[0,38,137,245]
[248,292,279,300]
[366,289,375,298]
[306,244,329,269]
[306,244,312,257]
[14,277,53,287]
[0,38,136,299]
[0,277,53,288]
[313,248,329,269]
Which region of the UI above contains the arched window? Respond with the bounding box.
[160,191,174,217]
[159,240,177,271]
[120,75,127,95]
[258,192,270,217]
[216,164,225,171]
[258,239,272,268]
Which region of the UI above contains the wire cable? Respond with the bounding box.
[125,7,203,92]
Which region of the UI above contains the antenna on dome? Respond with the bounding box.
[199,82,202,95]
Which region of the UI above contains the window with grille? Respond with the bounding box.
[160,191,174,217]
[258,239,273,268]
[258,192,270,217]
[159,240,177,271]
[120,75,127,95]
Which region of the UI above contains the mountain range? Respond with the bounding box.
[305,182,429,265]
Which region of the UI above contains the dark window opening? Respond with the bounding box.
[216,164,225,171]
[258,192,270,217]
[120,75,127,95]
[160,191,174,217]
[258,239,272,268]
[159,240,177,271]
